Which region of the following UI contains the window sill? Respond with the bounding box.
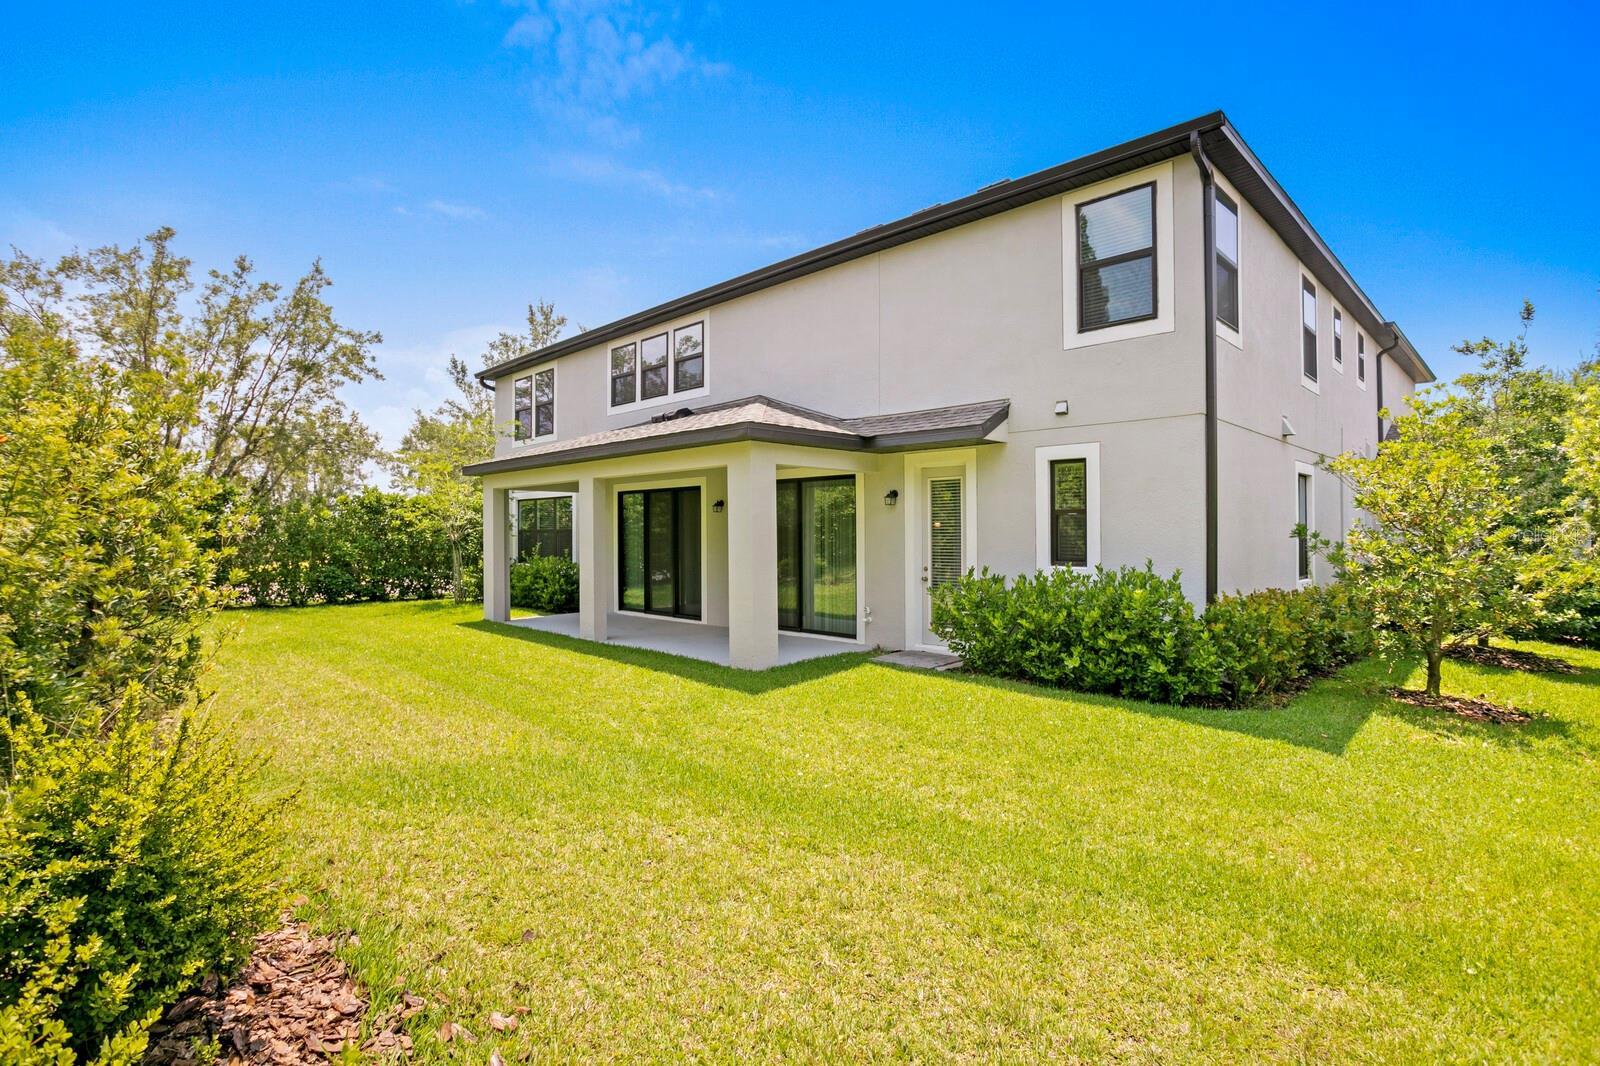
[1216,321,1242,351]
[608,384,710,416]
[1300,376,1321,396]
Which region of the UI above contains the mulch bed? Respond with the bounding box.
[1445,643,1579,674]
[1388,687,1532,725]
[143,914,421,1065]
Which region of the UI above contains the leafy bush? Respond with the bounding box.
[933,565,1373,707]
[933,565,1221,705]
[510,555,580,613]
[1204,583,1373,704]
[0,693,279,1063]
[231,489,462,606]
[0,327,233,730]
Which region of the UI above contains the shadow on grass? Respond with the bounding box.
[458,619,870,695]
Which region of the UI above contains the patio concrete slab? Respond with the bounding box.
[507,611,867,667]
[872,649,962,670]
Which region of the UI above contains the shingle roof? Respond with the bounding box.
[460,396,1009,477]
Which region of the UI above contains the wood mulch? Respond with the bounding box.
[143,914,421,1065]
[1388,687,1533,725]
[1445,642,1580,674]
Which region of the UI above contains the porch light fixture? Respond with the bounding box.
[883,489,899,507]
[712,499,725,513]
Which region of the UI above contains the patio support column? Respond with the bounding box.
[725,446,779,670]
[482,484,510,623]
[576,474,609,643]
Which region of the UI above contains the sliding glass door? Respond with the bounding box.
[776,476,857,637]
[618,486,701,619]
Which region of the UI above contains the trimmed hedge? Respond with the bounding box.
[510,556,580,613]
[232,489,463,607]
[933,565,1373,707]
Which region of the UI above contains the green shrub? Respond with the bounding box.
[934,564,1373,707]
[1203,583,1374,704]
[933,565,1221,705]
[510,555,580,613]
[231,489,459,607]
[0,692,279,1062]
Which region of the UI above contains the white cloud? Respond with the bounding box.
[546,152,720,204]
[425,199,487,221]
[503,1,727,145]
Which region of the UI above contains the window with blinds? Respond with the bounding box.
[1050,459,1088,568]
[928,478,964,588]
[1076,183,1157,331]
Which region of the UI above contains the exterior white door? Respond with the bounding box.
[921,469,965,646]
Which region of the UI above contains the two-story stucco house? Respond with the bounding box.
[463,112,1433,669]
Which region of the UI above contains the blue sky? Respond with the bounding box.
[3,1,1595,449]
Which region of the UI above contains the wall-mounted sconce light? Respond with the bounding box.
[883,489,899,507]
[1054,399,1070,416]
[712,499,725,513]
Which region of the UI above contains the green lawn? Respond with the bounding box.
[209,601,1600,1063]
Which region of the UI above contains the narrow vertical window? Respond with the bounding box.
[609,342,637,407]
[1296,471,1312,581]
[1077,183,1156,330]
[640,332,669,400]
[674,321,704,390]
[1357,334,1367,383]
[1050,459,1089,568]
[1301,278,1318,382]
[533,367,555,437]
[513,375,532,440]
[1333,308,1343,367]
[1214,190,1239,330]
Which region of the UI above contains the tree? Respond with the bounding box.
[388,301,567,599]
[0,228,382,502]
[1327,390,1525,697]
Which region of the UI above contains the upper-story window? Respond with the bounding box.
[514,368,557,439]
[1332,308,1344,368]
[1357,334,1367,386]
[533,367,554,437]
[1076,183,1156,331]
[610,319,709,409]
[1214,190,1240,330]
[674,322,705,390]
[610,342,637,407]
[513,375,532,440]
[1301,277,1318,383]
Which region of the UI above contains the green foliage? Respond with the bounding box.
[0,692,279,1062]
[232,489,460,607]
[932,565,1221,705]
[1,228,381,504]
[387,300,567,603]
[1328,389,1526,695]
[0,324,235,730]
[509,556,580,614]
[1204,583,1374,704]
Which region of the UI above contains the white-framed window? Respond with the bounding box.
[1357,333,1368,389]
[1035,442,1101,572]
[1300,276,1319,391]
[533,366,555,437]
[1215,188,1240,333]
[1332,307,1344,370]
[609,317,710,412]
[1062,163,1175,350]
[1295,461,1315,585]
[513,374,532,441]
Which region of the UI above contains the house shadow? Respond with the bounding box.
[458,619,870,695]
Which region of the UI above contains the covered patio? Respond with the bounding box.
[509,611,867,666]
[464,395,1007,669]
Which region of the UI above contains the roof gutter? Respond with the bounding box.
[1189,132,1219,605]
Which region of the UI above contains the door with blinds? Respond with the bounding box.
[921,469,966,646]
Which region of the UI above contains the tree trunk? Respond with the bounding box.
[449,540,464,604]
[1425,650,1443,698]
